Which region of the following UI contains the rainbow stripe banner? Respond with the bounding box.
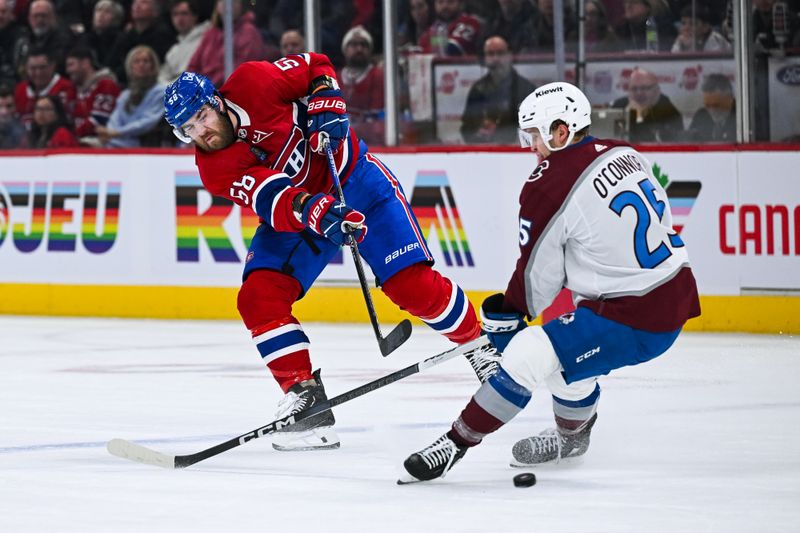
[410,170,474,267]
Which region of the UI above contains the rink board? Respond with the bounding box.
[0,147,798,333]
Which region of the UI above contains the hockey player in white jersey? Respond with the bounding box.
[400,82,701,483]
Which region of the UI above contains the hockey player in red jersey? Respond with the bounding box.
[164,54,491,452]
[400,82,701,483]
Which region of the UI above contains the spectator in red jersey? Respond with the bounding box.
[24,94,79,148]
[14,48,76,129]
[65,45,120,143]
[106,0,176,84]
[398,0,434,52]
[97,45,166,147]
[338,25,385,147]
[187,0,274,86]
[0,83,25,148]
[419,0,483,56]
[158,0,210,84]
[279,29,305,56]
[27,0,76,69]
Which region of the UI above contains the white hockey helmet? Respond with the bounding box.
[517,82,592,152]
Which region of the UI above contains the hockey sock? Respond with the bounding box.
[250,318,312,392]
[552,383,601,433]
[449,367,532,447]
[238,270,312,392]
[382,263,480,344]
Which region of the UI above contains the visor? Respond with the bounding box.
[518,128,533,148]
[172,126,193,144]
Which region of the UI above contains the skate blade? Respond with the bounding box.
[273,441,341,452]
[272,426,340,452]
[509,454,585,468]
[396,474,425,485]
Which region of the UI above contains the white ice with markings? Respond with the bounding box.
[1,316,798,532]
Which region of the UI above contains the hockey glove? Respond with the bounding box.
[480,293,527,353]
[307,89,350,154]
[300,193,367,246]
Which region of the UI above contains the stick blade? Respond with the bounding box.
[107,438,177,469]
[379,319,413,357]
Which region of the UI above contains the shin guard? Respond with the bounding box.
[382,263,480,344]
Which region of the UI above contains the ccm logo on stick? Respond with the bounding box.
[238,416,296,444]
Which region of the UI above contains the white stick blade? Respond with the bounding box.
[107,439,176,469]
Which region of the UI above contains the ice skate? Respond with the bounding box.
[464,342,501,383]
[271,369,340,451]
[398,433,468,484]
[510,413,597,467]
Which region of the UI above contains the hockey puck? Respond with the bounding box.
[513,472,537,487]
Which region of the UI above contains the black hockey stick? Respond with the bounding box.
[106,336,491,469]
[323,139,412,357]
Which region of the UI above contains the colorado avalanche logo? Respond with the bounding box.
[528,160,550,182]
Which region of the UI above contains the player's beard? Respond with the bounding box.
[196,112,235,151]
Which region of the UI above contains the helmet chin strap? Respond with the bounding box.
[543,128,576,153]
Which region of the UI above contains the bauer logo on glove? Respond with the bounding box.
[307,98,347,113]
[307,88,350,154]
[300,193,367,246]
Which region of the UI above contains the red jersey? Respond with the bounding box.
[47,126,80,148]
[14,74,76,129]
[72,70,121,137]
[419,14,483,56]
[196,54,361,232]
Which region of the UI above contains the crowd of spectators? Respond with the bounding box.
[0,0,799,150]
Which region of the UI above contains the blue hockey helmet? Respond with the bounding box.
[164,72,219,143]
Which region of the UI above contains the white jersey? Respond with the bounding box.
[505,138,699,332]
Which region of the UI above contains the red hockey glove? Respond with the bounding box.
[300,193,367,245]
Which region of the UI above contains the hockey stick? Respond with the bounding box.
[322,139,412,357]
[107,336,491,469]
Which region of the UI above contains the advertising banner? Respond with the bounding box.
[1,149,798,297]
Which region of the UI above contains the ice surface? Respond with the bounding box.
[1,317,798,532]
